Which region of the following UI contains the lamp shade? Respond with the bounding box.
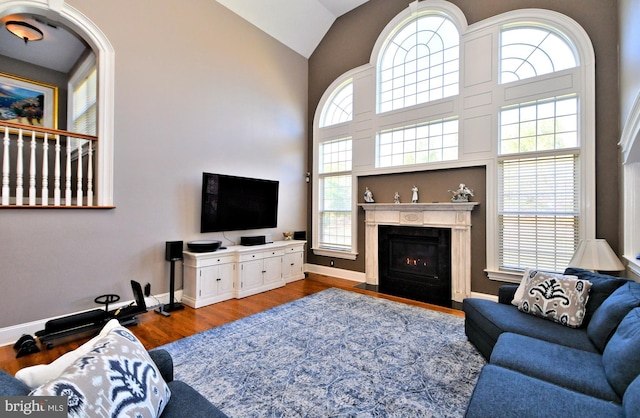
[568,239,625,271]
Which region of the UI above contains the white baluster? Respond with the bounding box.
[76,139,83,206]
[29,131,36,206]
[87,141,93,206]
[65,136,72,206]
[42,133,49,206]
[16,129,23,206]
[2,126,9,205]
[54,134,61,206]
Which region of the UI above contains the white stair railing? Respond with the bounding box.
[0,121,99,207]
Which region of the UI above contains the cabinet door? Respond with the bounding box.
[263,256,283,285]
[283,252,303,280]
[217,263,235,295]
[241,259,264,290]
[200,266,220,299]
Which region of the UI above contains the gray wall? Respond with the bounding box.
[0,0,308,327]
[307,0,620,296]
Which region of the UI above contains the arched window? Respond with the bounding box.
[320,81,353,128]
[378,13,459,113]
[500,26,577,84]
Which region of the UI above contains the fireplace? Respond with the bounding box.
[359,202,478,303]
[379,225,451,307]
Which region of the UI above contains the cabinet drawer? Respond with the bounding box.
[238,249,284,262]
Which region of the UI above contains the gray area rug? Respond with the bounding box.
[161,288,485,417]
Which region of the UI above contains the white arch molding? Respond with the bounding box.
[0,0,115,206]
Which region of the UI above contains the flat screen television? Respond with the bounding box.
[201,173,279,233]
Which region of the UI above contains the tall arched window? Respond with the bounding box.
[498,26,584,272]
[313,79,356,258]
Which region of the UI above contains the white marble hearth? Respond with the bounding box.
[359,203,479,303]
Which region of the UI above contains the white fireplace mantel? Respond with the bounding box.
[359,202,479,303]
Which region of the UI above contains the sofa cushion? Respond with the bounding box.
[16,319,121,388]
[587,281,640,352]
[603,308,640,398]
[462,298,599,356]
[624,373,640,417]
[490,333,619,402]
[464,365,624,418]
[517,273,591,328]
[31,326,171,418]
[564,267,629,324]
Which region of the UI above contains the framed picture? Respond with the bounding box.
[0,72,58,129]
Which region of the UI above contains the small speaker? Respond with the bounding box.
[165,241,184,261]
[293,231,306,240]
[240,235,266,246]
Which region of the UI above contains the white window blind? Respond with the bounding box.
[318,138,353,251]
[499,154,579,271]
[72,67,97,135]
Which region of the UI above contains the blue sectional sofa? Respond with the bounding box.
[463,268,640,417]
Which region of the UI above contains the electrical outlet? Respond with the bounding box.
[144,283,151,297]
[330,259,335,267]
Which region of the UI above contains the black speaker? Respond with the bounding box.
[293,231,306,240]
[165,241,184,261]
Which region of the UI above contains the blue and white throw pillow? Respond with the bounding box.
[518,272,592,328]
[31,326,170,418]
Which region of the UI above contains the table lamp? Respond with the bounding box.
[567,239,625,272]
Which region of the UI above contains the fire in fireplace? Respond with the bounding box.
[378,225,452,307]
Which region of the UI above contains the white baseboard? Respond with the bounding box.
[304,263,366,283]
[0,290,181,348]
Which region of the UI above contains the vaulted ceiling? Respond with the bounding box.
[215,0,370,58]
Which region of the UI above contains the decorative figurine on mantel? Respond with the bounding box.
[364,187,375,203]
[394,192,400,204]
[411,185,419,203]
[449,183,474,202]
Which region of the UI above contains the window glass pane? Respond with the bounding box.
[73,67,97,135]
[376,118,458,167]
[378,14,459,112]
[500,27,577,84]
[499,96,578,155]
[319,138,352,173]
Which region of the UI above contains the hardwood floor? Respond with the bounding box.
[0,274,463,376]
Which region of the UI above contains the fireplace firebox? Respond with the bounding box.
[378,225,452,307]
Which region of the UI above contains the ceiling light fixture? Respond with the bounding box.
[5,20,43,44]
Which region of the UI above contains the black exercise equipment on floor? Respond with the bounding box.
[35,280,148,349]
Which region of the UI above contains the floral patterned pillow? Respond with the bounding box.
[518,272,592,328]
[30,326,170,418]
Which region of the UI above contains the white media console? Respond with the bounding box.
[182,240,306,308]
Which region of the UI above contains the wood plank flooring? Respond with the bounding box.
[0,274,463,376]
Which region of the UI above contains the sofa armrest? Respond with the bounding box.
[498,285,518,305]
[149,349,174,383]
[0,369,31,396]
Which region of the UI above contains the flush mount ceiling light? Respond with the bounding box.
[5,20,43,44]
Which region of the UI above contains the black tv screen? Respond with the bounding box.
[201,173,279,233]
